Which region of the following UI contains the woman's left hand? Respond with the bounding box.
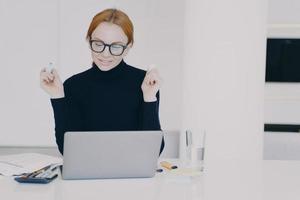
[141,68,162,102]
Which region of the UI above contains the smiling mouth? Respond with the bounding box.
[98,58,112,64]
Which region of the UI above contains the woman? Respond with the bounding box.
[40,8,164,155]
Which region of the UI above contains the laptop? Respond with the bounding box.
[62,131,163,180]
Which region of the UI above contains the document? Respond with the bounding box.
[0,153,62,176]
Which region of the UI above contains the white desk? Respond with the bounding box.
[1,160,300,200]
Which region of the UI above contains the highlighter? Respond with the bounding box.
[160,161,178,170]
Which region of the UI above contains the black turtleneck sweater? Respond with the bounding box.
[50,60,164,155]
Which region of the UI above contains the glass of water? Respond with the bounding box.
[185,129,206,171]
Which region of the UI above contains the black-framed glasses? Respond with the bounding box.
[89,40,127,56]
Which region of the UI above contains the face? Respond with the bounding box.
[90,22,131,71]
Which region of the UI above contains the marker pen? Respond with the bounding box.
[46,62,54,73]
[160,161,178,170]
[148,64,156,71]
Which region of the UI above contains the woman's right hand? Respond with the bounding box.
[40,68,65,98]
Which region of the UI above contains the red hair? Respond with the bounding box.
[86,8,134,45]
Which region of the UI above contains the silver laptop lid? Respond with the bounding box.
[62,131,163,180]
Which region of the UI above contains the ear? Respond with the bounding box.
[122,43,133,57]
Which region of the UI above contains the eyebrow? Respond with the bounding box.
[91,37,126,44]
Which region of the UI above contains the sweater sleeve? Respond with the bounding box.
[50,79,83,155]
[141,91,165,154]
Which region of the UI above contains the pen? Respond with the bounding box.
[48,163,60,171]
[160,161,178,170]
[35,166,58,178]
[26,165,51,178]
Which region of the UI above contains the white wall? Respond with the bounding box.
[0,0,184,146]
[0,0,59,146]
[265,0,300,125]
[268,0,300,24]
[182,0,267,161]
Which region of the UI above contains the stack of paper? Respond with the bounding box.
[0,153,62,176]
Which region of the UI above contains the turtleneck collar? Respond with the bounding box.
[91,59,126,76]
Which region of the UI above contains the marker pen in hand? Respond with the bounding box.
[46,62,54,73]
[147,64,157,85]
[148,64,156,71]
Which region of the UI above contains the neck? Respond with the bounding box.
[91,59,126,78]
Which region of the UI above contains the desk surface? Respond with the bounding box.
[1,160,300,200]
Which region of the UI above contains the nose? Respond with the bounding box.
[101,46,111,57]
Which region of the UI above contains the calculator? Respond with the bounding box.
[14,168,58,184]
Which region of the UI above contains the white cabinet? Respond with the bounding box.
[264,132,300,160]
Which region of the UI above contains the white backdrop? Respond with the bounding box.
[181,0,267,161]
[0,0,184,146]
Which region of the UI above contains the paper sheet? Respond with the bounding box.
[0,153,62,176]
[169,168,202,177]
